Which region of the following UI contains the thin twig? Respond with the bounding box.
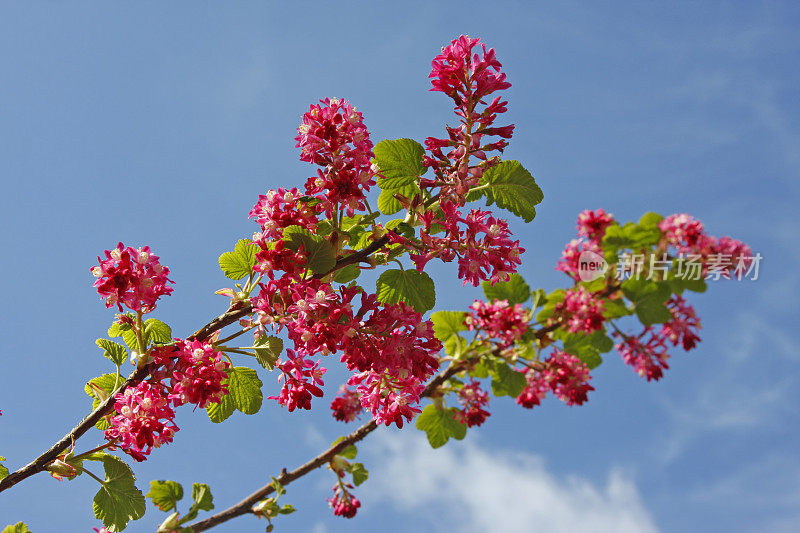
[184,363,463,531]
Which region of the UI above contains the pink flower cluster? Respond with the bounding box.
[659,213,752,275]
[330,386,363,423]
[412,201,524,286]
[152,340,231,409]
[424,36,514,203]
[105,340,230,461]
[556,238,603,281]
[91,243,174,313]
[249,187,319,241]
[615,294,702,381]
[517,350,594,408]
[104,382,178,462]
[455,380,491,427]
[555,286,605,333]
[296,97,376,217]
[577,209,615,243]
[661,296,701,350]
[466,299,529,347]
[328,483,360,519]
[269,350,326,412]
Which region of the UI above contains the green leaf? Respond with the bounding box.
[667,261,707,294]
[340,445,358,460]
[638,212,664,228]
[279,504,296,515]
[555,330,612,369]
[91,454,146,531]
[415,404,467,449]
[219,239,258,280]
[146,480,184,512]
[85,373,122,429]
[96,339,128,366]
[531,288,547,310]
[481,273,531,304]
[373,138,426,181]
[431,311,468,358]
[349,463,369,486]
[377,184,419,215]
[250,335,282,370]
[469,361,490,379]
[0,457,8,481]
[332,264,361,284]
[2,524,31,533]
[191,483,214,512]
[207,367,263,422]
[376,269,436,313]
[470,160,543,222]
[144,319,172,344]
[283,226,336,274]
[622,279,672,326]
[601,222,661,252]
[490,362,527,397]
[602,298,632,319]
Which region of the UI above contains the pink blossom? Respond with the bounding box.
[328,484,361,518]
[517,367,549,409]
[104,381,178,462]
[615,329,670,381]
[153,340,231,409]
[347,371,424,428]
[330,386,363,423]
[661,296,701,351]
[270,350,326,412]
[91,243,174,313]
[577,209,615,243]
[411,202,524,286]
[466,299,528,347]
[249,187,320,241]
[545,350,594,406]
[555,286,605,334]
[296,98,376,217]
[659,213,710,254]
[455,380,491,427]
[556,239,602,281]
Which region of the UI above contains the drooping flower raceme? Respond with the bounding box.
[466,299,529,347]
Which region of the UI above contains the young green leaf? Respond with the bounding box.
[415,404,467,449]
[373,138,426,181]
[470,160,543,222]
[251,335,283,370]
[2,524,31,533]
[191,483,214,512]
[0,456,8,481]
[431,311,468,357]
[622,279,672,326]
[481,273,531,304]
[219,239,258,280]
[332,264,361,284]
[146,480,184,512]
[144,318,172,344]
[376,269,436,313]
[489,362,527,397]
[207,367,263,422]
[95,339,128,366]
[377,184,420,215]
[283,226,336,274]
[349,463,369,486]
[91,454,146,531]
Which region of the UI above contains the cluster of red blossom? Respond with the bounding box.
[408,36,523,286]
[91,243,174,313]
[91,247,230,461]
[103,338,230,462]
[247,35,530,434]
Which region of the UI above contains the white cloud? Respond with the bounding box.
[364,432,659,533]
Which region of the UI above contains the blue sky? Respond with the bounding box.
[1,2,798,532]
